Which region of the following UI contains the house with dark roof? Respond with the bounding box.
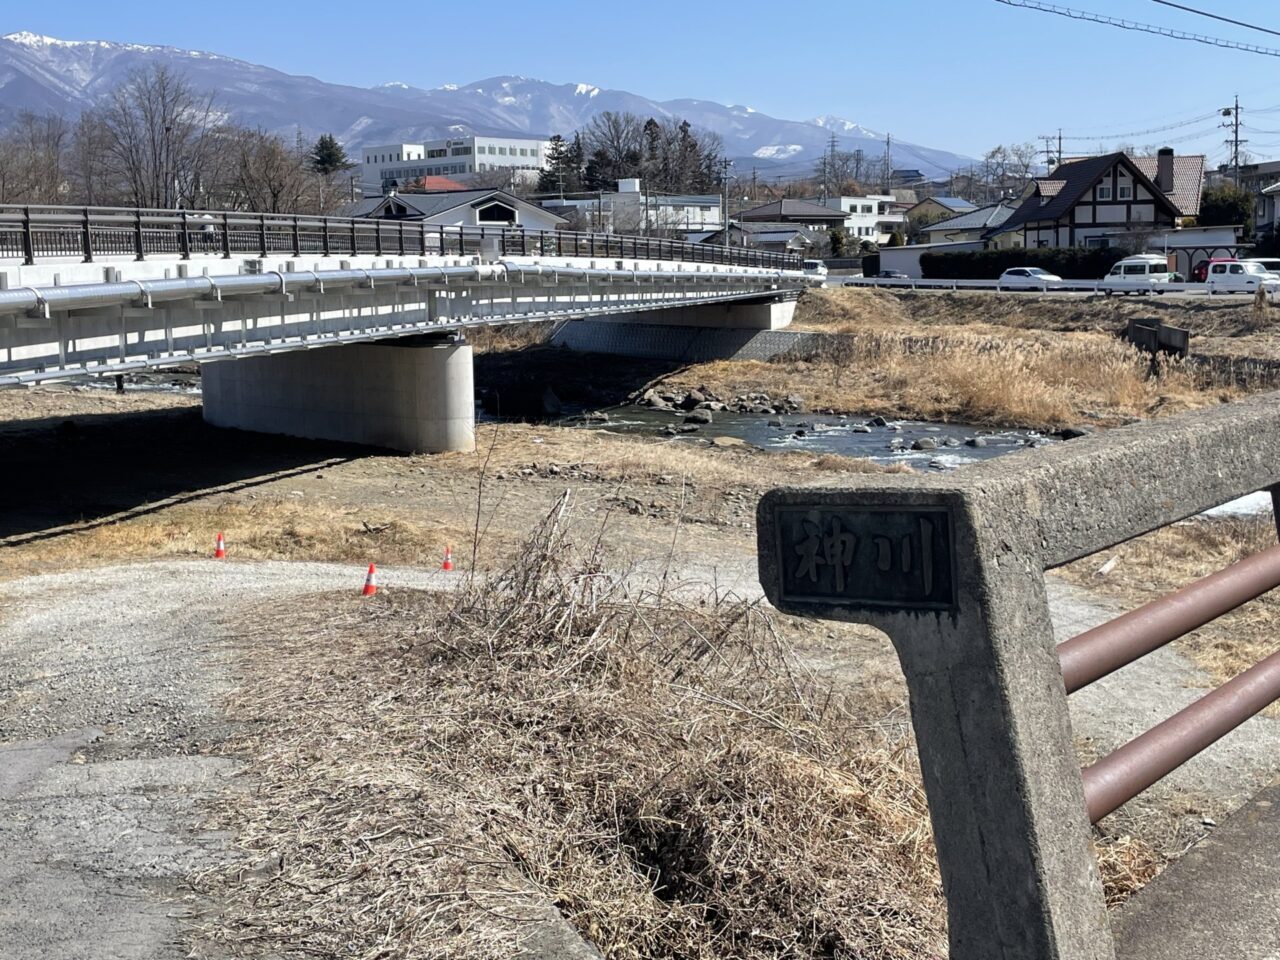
[691,221,816,254]
[905,196,977,224]
[986,149,1204,249]
[343,189,567,232]
[734,199,848,229]
[920,202,1021,247]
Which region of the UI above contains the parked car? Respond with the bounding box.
[1243,257,1280,278]
[997,267,1062,289]
[875,270,910,279]
[1100,254,1174,294]
[802,259,828,280]
[1191,257,1235,283]
[1205,260,1280,295]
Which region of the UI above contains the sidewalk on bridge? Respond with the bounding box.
[1112,780,1280,959]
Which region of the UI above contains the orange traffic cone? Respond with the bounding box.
[214,532,226,559]
[441,545,454,572]
[361,563,378,597]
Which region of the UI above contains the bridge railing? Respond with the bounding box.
[757,393,1280,959]
[0,204,801,272]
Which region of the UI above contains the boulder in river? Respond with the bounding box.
[684,409,713,425]
[912,437,938,451]
[870,415,889,427]
[965,437,988,448]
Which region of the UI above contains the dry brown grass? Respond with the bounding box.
[1059,514,1280,686]
[669,331,1217,431]
[194,497,948,959]
[0,498,477,582]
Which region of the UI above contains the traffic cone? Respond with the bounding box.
[441,545,454,572]
[361,563,378,597]
[214,532,226,559]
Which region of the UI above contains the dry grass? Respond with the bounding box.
[192,498,1163,957]
[669,331,1217,431]
[194,497,948,958]
[0,498,476,582]
[1059,514,1280,686]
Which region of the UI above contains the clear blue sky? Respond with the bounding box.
[11,0,1280,161]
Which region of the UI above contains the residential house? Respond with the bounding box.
[692,221,816,254]
[987,149,1204,250]
[345,189,567,232]
[809,194,907,243]
[540,179,722,233]
[905,195,977,225]
[735,199,849,230]
[919,202,1022,248]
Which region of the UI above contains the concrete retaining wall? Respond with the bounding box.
[550,319,820,362]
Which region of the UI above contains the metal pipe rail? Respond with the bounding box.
[0,203,802,271]
[1081,648,1280,823]
[1058,543,1280,693]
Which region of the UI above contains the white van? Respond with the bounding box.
[1243,257,1280,279]
[1206,260,1280,295]
[802,259,829,281]
[1100,255,1174,295]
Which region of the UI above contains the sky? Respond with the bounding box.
[10,0,1280,162]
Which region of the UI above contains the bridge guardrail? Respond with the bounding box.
[841,277,1223,295]
[757,393,1280,959]
[0,203,801,272]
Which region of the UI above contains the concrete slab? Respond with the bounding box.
[1112,783,1280,959]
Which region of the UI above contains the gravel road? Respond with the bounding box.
[0,559,448,960]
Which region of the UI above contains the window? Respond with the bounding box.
[1097,184,1112,200]
[488,145,497,154]
[1118,185,1132,200]
[427,148,447,158]
[1230,264,1245,274]
[1123,263,1146,275]
[498,147,507,155]
[450,146,472,156]
[519,148,528,156]
[1212,264,1228,275]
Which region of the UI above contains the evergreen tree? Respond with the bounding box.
[536,134,583,194]
[308,133,354,176]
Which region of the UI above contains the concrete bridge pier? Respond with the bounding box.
[200,335,475,454]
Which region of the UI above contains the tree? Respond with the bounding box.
[308,133,353,176]
[536,134,581,194]
[886,230,905,247]
[101,65,218,208]
[1198,183,1255,233]
[219,128,309,213]
[0,111,69,203]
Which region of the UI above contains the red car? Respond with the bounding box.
[1191,258,1235,283]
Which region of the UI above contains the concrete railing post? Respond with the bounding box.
[758,485,1114,960]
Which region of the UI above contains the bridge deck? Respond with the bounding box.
[1112,781,1280,959]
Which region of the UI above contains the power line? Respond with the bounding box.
[1050,111,1220,141]
[993,0,1280,57]
[1149,0,1280,40]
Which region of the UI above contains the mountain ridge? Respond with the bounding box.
[0,31,974,178]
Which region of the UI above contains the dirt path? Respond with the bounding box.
[0,560,448,960]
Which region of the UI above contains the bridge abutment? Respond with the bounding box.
[201,337,475,454]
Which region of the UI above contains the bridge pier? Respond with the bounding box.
[200,336,475,453]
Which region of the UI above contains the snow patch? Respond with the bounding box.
[438,83,458,91]
[378,81,411,90]
[574,82,600,98]
[753,144,803,160]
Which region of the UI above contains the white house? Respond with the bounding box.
[359,135,551,194]
[811,194,906,243]
[539,179,723,233]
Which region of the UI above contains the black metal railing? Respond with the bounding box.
[0,204,802,271]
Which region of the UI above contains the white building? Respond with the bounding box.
[811,194,905,244]
[539,179,722,233]
[360,135,551,194]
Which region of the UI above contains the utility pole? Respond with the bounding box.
[750,166,758,202]
[1222,94,1246,186]
[718,157,733,244]
[883,133,892,193]
[1057,128,1063,167]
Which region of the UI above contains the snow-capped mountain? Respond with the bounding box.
[0,31,974,176]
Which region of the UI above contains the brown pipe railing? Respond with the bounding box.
[1080,647,1280,822]
[0,203,803,272]
[1058,542,1280,693]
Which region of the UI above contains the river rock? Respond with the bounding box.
[965,437,988,448]
[870,415,889,427]
[750,405,772,415]
[912,437,938,451]
[943,437,961,447]
[767,419,783,428]
[794,428,808,438]
[711,435,746,447]
[851,424,872,433]
[684,409,713,425]
[785,394,806,412]
[678,424,701,433]
[1056,425,1092,440]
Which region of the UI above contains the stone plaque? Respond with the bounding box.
[771,504,955,611]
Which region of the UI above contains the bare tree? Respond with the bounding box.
[101,65,218,208]
[69,113,116,205]
[217,128,309,213]
[0,111,70,203]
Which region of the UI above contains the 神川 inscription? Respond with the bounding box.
[773,505,955,611]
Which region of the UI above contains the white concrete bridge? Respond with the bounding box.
[0,205,811,452]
